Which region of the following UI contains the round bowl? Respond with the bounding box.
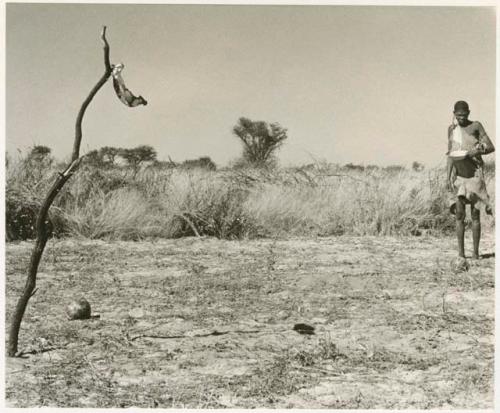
[449,150,468,160]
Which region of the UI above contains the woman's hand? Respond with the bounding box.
[466,148,481,158]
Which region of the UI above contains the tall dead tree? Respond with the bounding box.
[7,26,146,357]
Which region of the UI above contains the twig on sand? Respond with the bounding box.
[7,369,27,374]
[129,328,262,341]
[17,345,65,357]
[293,365,342,376]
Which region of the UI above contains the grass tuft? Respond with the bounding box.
[5,155,494,241]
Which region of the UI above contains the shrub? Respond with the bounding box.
[180,157,217,171]
[5,155,493,241]
[157,170,254,239]
[5,152,61,241]
[232,117,287,167]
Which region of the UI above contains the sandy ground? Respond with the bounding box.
[4,231,494,408]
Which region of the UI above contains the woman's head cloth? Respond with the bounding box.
[454,100,470,112]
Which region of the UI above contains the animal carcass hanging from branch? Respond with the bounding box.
[112,63,148,107]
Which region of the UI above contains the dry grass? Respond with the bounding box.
[5,153,494,408]
[7,157,494,241]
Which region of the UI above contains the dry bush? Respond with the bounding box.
[155,169,253,239]
[5,155,62,240]
[60,187,153,239]
[243,167,460,237]
[5,155,495,241]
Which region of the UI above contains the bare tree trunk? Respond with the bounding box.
[7,27,113,357]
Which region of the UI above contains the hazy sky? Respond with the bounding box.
[6,3,496,167]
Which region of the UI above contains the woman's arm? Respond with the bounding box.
[446,157,455,191]
[446,126,455,191]
[467,122,495,157]
[477,122,495,155]
[446,125,453,155]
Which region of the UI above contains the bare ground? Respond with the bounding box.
[4,231,494,408]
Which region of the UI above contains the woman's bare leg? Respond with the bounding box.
[455,198,466,258]
[471,203,481,259]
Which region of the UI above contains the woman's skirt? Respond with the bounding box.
[448,168,493,215]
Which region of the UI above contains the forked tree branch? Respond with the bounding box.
[72,26,112,161]
[8,27,114,357]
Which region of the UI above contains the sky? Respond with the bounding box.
[5,3,496,167]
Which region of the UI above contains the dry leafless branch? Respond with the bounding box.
[8,26,123,357]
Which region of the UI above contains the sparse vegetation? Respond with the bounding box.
[119,145,157,172]
[7,149,494,242]
[5,146,495,408]
[5,234,494,408]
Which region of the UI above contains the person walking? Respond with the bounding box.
[447,100,494,259]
